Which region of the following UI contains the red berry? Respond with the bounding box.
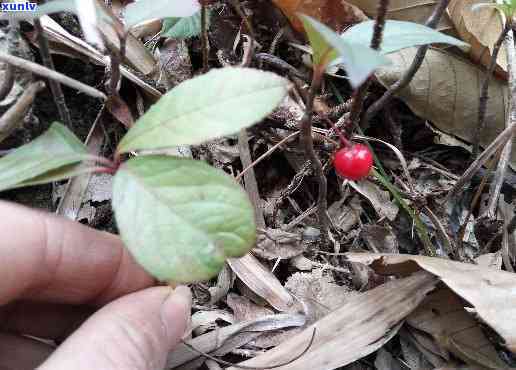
[333,143,373,180]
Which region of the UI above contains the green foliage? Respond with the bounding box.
[117,67,289,154]
[0,123,90,192]
[112,156,256,283]
[298,14,390,87]
[471,0,516,17]
[161,10,207,39]
[0,67,289,283]
[340,20,469,55]
[124,0,200,28]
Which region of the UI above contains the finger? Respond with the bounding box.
[0,201,153,305]
[0,301,93,340]
[0,332,53,370]
[37,286,191,370]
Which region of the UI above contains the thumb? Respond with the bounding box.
[38,286,191,370]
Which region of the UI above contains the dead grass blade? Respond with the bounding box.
[346,253,516,353]
[229,272,437,370]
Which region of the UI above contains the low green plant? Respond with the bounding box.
[0,5,469,283]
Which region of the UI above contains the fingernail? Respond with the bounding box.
[161,286,192,345]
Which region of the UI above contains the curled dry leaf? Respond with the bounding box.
[375,47,516,169]
[230,272,438,370]
[407,288,507,368]
[346,253,516,353]
[346,0,454,33]
[448,0,507,78]
[271,0,368,33]
[349,180,399,221]
[167,313,307,368]
[254,228,304,260]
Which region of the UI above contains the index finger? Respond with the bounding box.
[0,201,154,306]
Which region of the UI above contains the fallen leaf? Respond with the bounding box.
[349,179,399,221]
[254,228,304,260]
[167,313,306,368]
[230,272,437,370]
[346,0,455,33]
[346,253,516,353]
[448,0,507,78]
[271,0,367,34]
[407,288,506,368]
[285,269,357,322]
[375,47,516,169]
[227,293,274,322]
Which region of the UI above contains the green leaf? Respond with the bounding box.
[0,122,90,192]
[341,20,469,55]
[112,155,256,283]
[124,0,200,28]
[161,10,206,39]
[117,67,289,154]
[298,14,390,87]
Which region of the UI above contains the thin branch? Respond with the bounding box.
[346,0,390,130]
[0,81,46,143]
[301,69,330,240]
[0,62,14,102]
[33,18,72,127]
[181,328,316,370]
[485,21,516,219]
[474,22,511,158]
[362,0,450,126]
[0,51,106,100]
[201,0,209,72]
[231,0,255,67]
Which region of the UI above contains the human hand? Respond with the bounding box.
[0,201,191,370]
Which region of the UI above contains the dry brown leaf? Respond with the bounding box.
[347,0,454,33]
[167,313,306,368]
[346,253,516,353]
[254,228,304,260]
[349,180,399,221]
[271,0,367,33]
[448,0,507,78]
[230,272,438,370]
[375,47,516,169]
[407,288,506,368]
[285,269,357,322]
[227,293,274,322]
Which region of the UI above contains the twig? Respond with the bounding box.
[0,81,45,143]
[181,328,316,370]
[474,22,511,158]
[346,0,390,129]
[236,131,300,182]
[301,68,329,240]
[33,18,72,127]
[201,0,209,72]
[446,121,516,201]
[0,51,106,100]
[362,0,451,126]
[0,62,14,102]
[238,129,266,229]
[231,0,255,67]
[485,21,516,219]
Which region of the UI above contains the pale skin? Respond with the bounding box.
[0,201,191,370]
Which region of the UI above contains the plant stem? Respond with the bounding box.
[0,51,106,100]
[33,18,72,127]
[201,0,209,72]
[362,0,450,127]
[373,168,436,256]
[474,22,511,158]
[347,0,390,129]
[302,68,329,240]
